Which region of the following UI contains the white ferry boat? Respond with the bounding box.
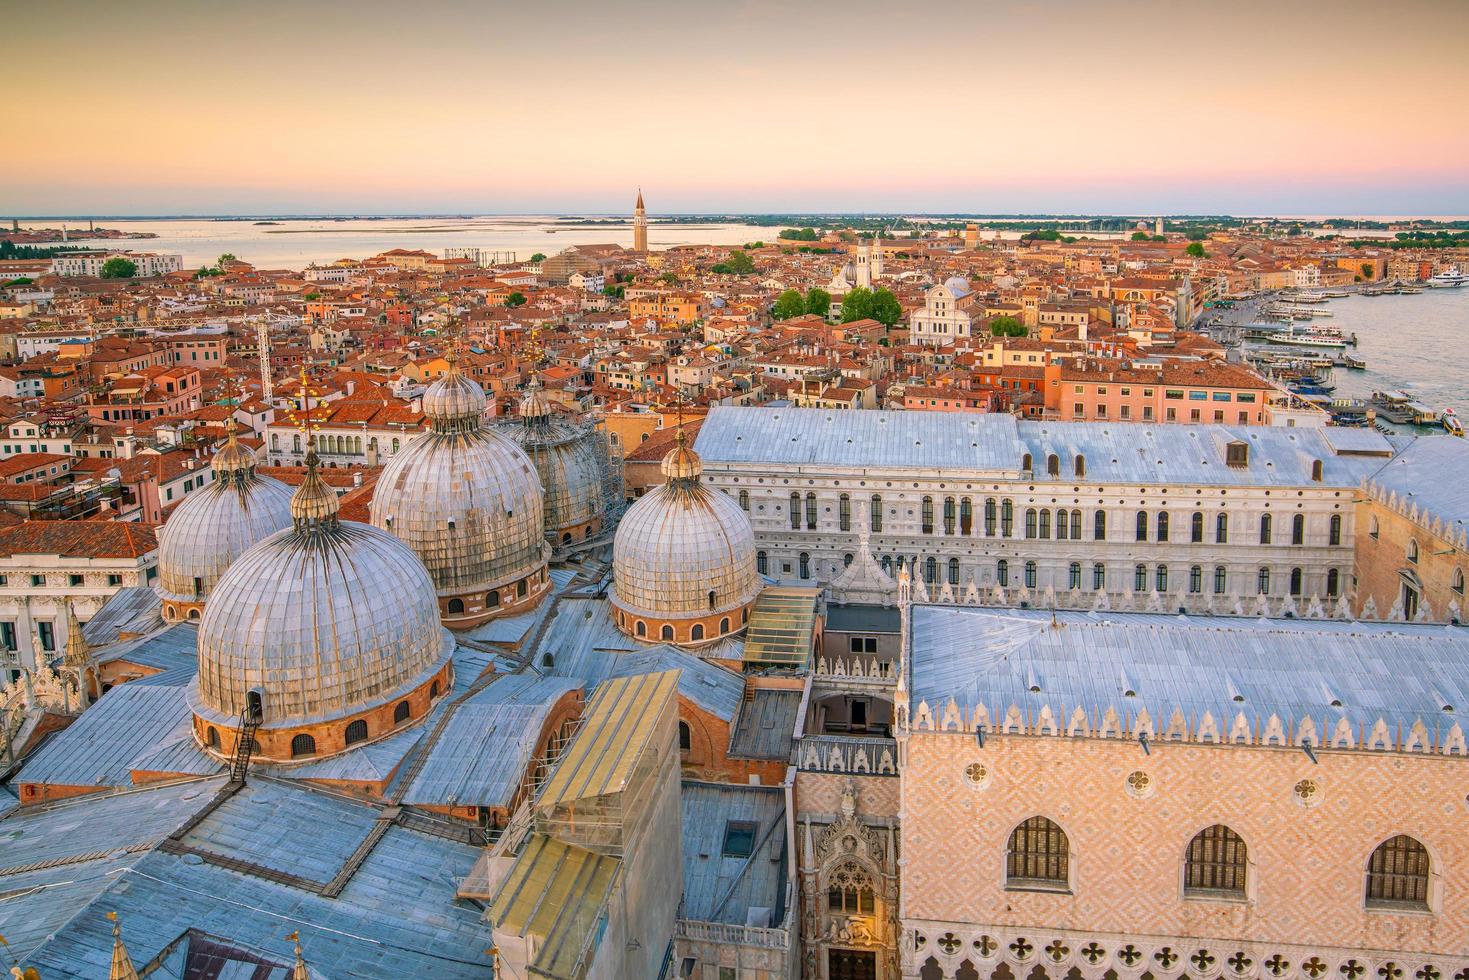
[1427,266,1468,288]
[1264,324,1349,349]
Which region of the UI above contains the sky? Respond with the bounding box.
[6,0,1469,217]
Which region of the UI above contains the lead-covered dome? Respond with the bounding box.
[612,428,760,647]
[371,353,549,626]
[156,419,293,622]
[497,379,609,550]
[191,448,453,762]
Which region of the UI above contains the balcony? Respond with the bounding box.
[813,652,896,685]
[796,735,898,776]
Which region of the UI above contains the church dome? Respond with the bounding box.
[497,380,609,549]
[943,275,972,296]
[191,448,453,761]
[612,429,760,646]
[371,354,549,626]
[156,419,293,621]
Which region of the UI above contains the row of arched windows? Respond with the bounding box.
[444,580,530,616]
[1006,816,1433,910]
[620,609,747,642]
[757,491,1344,550]
[203,687,437,760]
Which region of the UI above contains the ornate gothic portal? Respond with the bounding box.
[802,780,900,980]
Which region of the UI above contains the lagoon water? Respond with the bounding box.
[1318,287,1469,414]
[41,216,767,269]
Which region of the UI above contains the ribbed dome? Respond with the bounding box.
[191,495,450,729]
[420,353,487,432]
[372,368,547,599]
[497,387,607,543]
[613,441,760,620]
[156,430,293,606]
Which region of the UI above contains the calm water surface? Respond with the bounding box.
[39,216,769,268]
[1322,287,1469,413]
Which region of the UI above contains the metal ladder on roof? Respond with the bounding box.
[228,704,260,786]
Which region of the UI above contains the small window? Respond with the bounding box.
[290,733,317,758]
[345,719,368,745]
[722,820,758,859]
[1366,835,1430,911]
[393,700,411,724]
[1407,539,1419,564]
[206,726,220,750]
[447,597,464,614]
[1185,825,1247,899]
[1226,441,1249,467]
[1006,816,1068,889]
[691,623,705,641]
[1454,568,1465,596]
[662,624,675,641]
[678,720,691,751]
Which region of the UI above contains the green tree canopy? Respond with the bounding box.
[772,289,806,320]
[1185,242,1206,258]
[506,291,527,307]
[723,250,755,275]
[805,287,832,317]
[217,253,238,266]
[3,277,34,287]
[840,286,874,323]
[990,315,1027,337]
[870,288,902,327]
[530,252,546,262]
[1130,231,1150,241]
[101,257,137,278]
[779,227,820,241]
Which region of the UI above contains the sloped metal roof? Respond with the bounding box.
[680,780,787,927]
[539,670,679,807]
[696,405,1391,487]
[12,778,501,977]
[728,689,801,761]
[910,605,1469,738]
[488,832,620,980]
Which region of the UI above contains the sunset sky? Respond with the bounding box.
[8,0,1468,216]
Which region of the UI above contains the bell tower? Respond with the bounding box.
[633,188,648,253]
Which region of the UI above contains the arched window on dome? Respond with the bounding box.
[661,624,674,641]
[636,620,646,637]
[719,617,730,634]
[430,680,440,699]
[487,589,500,607]
[741,609,748,624]
[708,590,716,610]
[345,719,368,746]
[678,721,691,752]
[691,624,704,641]
[447,597,465,615]
[206,726,220,750]
[291,733,317,758]
[393,701,411,725]
[187,609,200,621]
[164,606,176,622]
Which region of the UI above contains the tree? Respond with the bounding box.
[101,257,137,279]
[530,252,546,263]
[304,292,321,301]
[217,253,238,266]
[3,277,34,287]
[506,291,527,307]
[805,287,832,317]
[1130,231,1151,241]
[990,315,1027,337]
[1185,242,1206,258]
[1360,262,1375,280]
[870,288,902,327]
[772,289,806,320]
[840,286,875,323]
[779,227,819,242]
[659,272,679,285]
[723,250,754,275]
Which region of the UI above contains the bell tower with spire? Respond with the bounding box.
[633,187,647,253]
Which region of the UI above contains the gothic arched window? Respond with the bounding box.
[1185,825,1247,899]
[1006,816,1068,889]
